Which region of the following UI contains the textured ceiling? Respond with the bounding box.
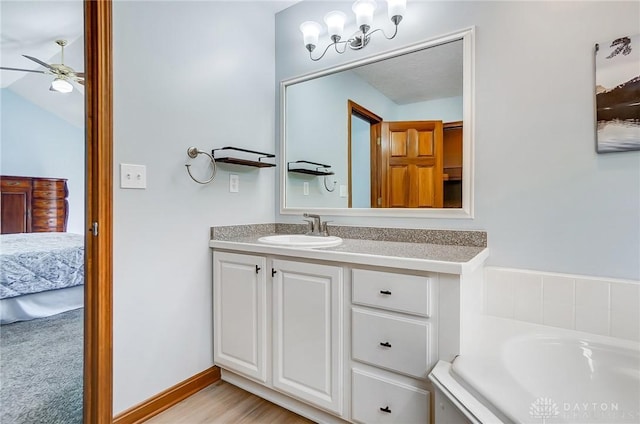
[351,39,463,104]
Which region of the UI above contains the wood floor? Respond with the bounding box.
[146,381,315,423]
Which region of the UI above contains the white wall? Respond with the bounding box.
[276,1,640,280]
[113,1,276,413]
[0,88,85,234]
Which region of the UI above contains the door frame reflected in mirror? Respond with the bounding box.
[280,27,475,219]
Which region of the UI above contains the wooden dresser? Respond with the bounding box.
[0,175,69,234]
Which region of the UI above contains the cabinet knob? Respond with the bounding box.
[379,290,392,295]
[380,406,392,413]
[379,341,392,348]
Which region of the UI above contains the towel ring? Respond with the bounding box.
[185,146,216,184]
[324,175,337,192]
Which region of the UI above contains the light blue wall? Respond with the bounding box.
[351,114,371,207]
[0,88,84,234]
[285,70,397,207]
[276,1,640,280]
[112,1,277,413]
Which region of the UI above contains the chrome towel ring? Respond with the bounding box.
[185,146,216,184]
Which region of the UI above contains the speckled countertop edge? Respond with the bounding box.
[211,223,486,248]
[210,223,488,272]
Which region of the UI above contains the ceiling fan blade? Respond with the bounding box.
[75,72,85,78]
[0,66,46,74]
[22,55,56,71]
[76,79,85,86]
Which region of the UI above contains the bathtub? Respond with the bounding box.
[429,316,640,423]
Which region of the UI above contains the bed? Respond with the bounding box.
[0,233,84,324]
[1,175,83,324]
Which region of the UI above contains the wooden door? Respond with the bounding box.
[380,121,444,208]
[213,251,268,383]
[272,259,343,415]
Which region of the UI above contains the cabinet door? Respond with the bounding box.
[1,177,32,234]
[272,259,343,415]
[213,251,267,382]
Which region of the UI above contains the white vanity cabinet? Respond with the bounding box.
[350,268,434,424]
[213,251,268,382]
[211,241,484,424]
[213,251,344,417]
[272,259,343,415]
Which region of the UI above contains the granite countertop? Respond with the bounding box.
[209,233,488,275]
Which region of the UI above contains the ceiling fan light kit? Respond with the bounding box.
[0,39,84,93]
[299,0,407,61]
[50,77,73,93]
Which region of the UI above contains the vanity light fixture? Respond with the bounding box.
[300,0,406,62]
[50,77,73,93]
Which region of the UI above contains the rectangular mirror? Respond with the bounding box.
[281,27,474,218]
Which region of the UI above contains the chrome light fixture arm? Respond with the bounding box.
[301,0,406,61]
[307,22,400,61]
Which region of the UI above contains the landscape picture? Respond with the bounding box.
[595,34,640,153]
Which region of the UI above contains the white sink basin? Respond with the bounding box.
[258,234,343,248]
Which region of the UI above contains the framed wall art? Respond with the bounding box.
[595,34,640,153]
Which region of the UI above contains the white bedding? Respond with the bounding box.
[0,285,83,324]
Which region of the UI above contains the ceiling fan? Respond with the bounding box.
[0,39,84,93]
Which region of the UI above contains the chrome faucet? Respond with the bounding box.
[303,213,331,236]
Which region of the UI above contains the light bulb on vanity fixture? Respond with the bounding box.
[50,77,73,93]
[299,0,407,61]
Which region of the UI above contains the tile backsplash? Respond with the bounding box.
[484,267,640,341]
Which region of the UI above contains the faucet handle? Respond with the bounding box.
[321,221,333,236]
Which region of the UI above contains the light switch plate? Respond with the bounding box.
[303,182,309,195]
[340,185,348,197]
[120,164,146,189]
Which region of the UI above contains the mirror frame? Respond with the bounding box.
[280,27,475,219]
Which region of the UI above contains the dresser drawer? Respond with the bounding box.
[1,178,31,189]
[352,308,432,379]
[32,189,66,199]
[352,269,430,317]
[32,199,66,210]
[32,218,65,231]
[32,179,66,191]
[352,369,429,424]
[32,208,66,219]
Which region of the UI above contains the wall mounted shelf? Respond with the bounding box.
[212,147,276,168]
[287,160,334,176]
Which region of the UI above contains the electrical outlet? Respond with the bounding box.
[303,182,309,195]
[120,164,146,189]
[229,174,239,193]
[340,185,348,197]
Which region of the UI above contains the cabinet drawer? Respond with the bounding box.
[352,269,430,317]
[1,178,31,189]
[32,199,66,210]
[32,208,65,219]
[32,189,66,199]
[32,179,66,190]
[352,308,432,379]
[32,218,65,231]
[352,369,429,424]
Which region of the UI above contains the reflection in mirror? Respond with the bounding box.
[282,28,474,217]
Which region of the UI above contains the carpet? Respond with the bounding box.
[0,308,83,424]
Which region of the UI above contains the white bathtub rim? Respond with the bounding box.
[456,315,640,424]
[429,360,506,424]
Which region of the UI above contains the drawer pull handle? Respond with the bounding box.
[380,406,392,414]
[379,290,392,295]
[255,265,261,274]
[379,341,392,348]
